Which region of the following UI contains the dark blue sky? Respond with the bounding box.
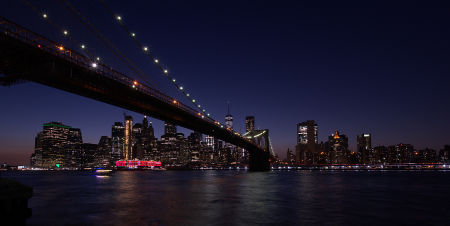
[1,0,450,164]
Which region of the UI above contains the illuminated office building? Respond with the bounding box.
[124,115,133,160]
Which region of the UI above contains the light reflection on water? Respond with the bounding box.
[2,170,450,225]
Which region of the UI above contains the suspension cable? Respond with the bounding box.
[97,0,216,121]
[56,0,162,91]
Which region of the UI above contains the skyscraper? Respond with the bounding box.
[30,122,78,168]
[295,120,318,164]
[328,131,349,164]
[245,116,255,132]
[297,120,318,145]
[357,133,372,164]
[124,115,133,160]
[142,116,149,131]
[205,135,215,150]
[225,102,233,130]
[66,128,83,167]
[111,122,124,161]
[164,121,177,135]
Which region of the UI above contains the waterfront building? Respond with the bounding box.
[295,120,319,165]
[97,136,112,167]
[286,148,295,163]
[416,148,437,163]
[373,145,389,164]
[31,122,72,168]
[357,133,372,164]
[65,128,83,168]
[81,143,98,168]
[111,122,124,162]
[328,131,349,164]
[439,145,450,163]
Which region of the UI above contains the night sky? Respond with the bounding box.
[1,0,449,165]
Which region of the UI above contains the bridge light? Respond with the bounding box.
[202,109,205,112]
[173,100,177,104]
[96,57,100,61]
[116,16,122,21]
[63,30,68,35]
[42,13,47,18]
[133,81,138,85]
[143,46,148,51]
[197,104,201,108]
[132,85,136,88]
[81,44,85,49]
[165,70,169,74]
[154,59,159,63]
[179,86,183,90]
[192,99,196,103]
[197,112,201,116]
[172,78,176,82]
[186,93,190,97]
[131,33,136,37]
[207,113,210,116]
[58,46,64,51]
[91,63,97,68]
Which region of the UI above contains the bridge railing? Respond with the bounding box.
[0,17,218,123]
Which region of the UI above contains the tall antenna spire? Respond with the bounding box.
[227,100,230,115]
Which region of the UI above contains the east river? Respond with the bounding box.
[2,170,450,225]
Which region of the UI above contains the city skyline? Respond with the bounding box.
[14,115,450,167]
[1,0,450,165]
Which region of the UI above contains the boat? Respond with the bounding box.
[94,168,113,175]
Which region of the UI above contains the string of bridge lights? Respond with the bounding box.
[23,0,100,68]
[23,0,233,131]
[98,0,215,121]
[57,0,162,91]
[24,0,167,101]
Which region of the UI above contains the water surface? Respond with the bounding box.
[2,170,450,225]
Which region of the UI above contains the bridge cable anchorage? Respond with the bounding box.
[97,0,216,122]
[53,0,162,91]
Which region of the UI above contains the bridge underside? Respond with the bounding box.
[0,33,270,171]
